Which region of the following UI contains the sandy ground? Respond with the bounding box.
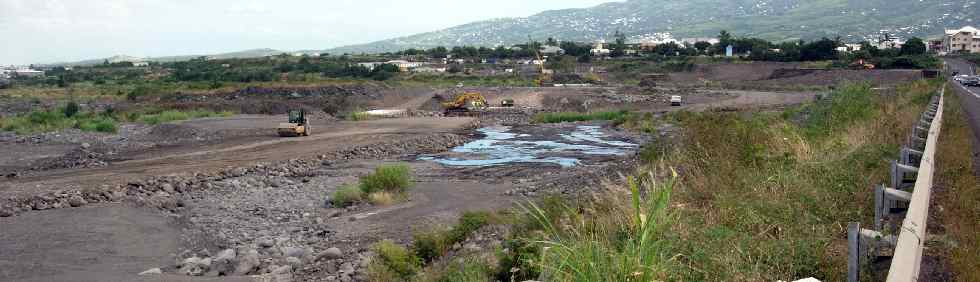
[0,204,259,282]
[0,117,475,200]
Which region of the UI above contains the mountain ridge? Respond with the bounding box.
[327,0,977,54]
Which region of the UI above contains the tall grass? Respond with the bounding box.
[523,173,678,281]
[532,110,628,124]
[934,87,980,281]
[137,109,233,125]
[360,164,414,194]
[0,108,117,134]
[487,80,938,281]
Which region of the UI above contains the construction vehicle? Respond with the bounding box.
[501,99,515,107]
[529,36,552,86]
[441,92,488,115]
[278,109,310,137]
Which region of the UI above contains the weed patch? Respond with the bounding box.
[360,164,413,194]
[532,110,628,124]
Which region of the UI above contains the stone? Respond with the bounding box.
[272,265,293,274]
[234,249,260,275]
[161,183,175,194]
[68,195,87,207]
[282,246,305,258]
[285,257,303,269]
[258,239,275,248]
[317,247,344,261]
[324,260,338,274]
[339,262,355,274]
[181,257,209,276]
[0,204,14,217]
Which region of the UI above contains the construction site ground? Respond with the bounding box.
[2,64,914,282]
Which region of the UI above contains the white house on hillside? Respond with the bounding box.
[944,26,980,54]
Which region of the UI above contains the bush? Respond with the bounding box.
[331,184,363,207]
[368,191,397,206]
[413,227,450,263]
[369,240,421,281]
[77,117,117,133]
[347,111,372,121]
[412,211,491,263]
[532,111,628,124]
[446,211,489,243]
[64,101,80,117]
[359,164,413,194]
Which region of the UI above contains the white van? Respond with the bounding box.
[670,95,683,106]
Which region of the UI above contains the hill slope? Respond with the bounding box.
[329,0,977,54]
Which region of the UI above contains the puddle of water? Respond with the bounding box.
[420,126,637,167]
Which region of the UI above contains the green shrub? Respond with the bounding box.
[331,184,363,207]
[532,111,628,124]
[447,211,489,244]
[413,227,450,263]
[347,111,371,121]
[369,240,421,280]
[77,117,117,133]
[359,164,413,194]
[428,257,493,282]
[138,110,233,125]
[412,211,491,264]
[64,101,79,117]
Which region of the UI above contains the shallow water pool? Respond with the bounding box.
[420,125,637,167]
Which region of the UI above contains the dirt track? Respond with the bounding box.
[0,117,475,199]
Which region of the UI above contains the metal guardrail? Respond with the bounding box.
[846,86,944,282]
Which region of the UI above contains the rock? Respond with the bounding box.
[161,183,175,194]
[324,260,338,274]
[339,262,355,274]
[282,246,305,258]
[317,247,344,261]
[138,268,162,275]
[212,249,237,275]
[68,195,87,207]
[32,200,50,210]
[0,204,14,217]
[258,239,275,248]
[272,265,293,274]
[81,142,91,149]
[285,257,303,269]
[181,257,209,276]
[234,249,260,275]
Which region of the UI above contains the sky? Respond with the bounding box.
[0,0,613,65]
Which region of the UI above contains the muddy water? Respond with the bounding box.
[420,125,637,167]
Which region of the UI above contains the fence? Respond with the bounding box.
[846,86,945,282]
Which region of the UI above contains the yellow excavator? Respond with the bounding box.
[529,36,552,86]
[441,92,488,115]
[278,109,310,137]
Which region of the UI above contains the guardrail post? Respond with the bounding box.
[875,184,886,231]
[848,222,861,282]
[900,148,923,166]
[890,161,919,191]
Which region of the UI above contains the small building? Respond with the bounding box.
[133,61,150,67]
[680,37,720,46]
[591,40,611,56]
[835,44,863,53]
[14,69,45,78]
[541,45,565,55]
[943,26,980,54]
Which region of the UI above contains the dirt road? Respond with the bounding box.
[0,117,475,199]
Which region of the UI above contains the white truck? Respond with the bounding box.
[670,95,683,106]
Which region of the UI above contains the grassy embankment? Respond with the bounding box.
[0,106,233,135]
[367,80,939,281]
[934,86,980,281]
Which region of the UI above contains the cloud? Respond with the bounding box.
[0,0,611,65]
